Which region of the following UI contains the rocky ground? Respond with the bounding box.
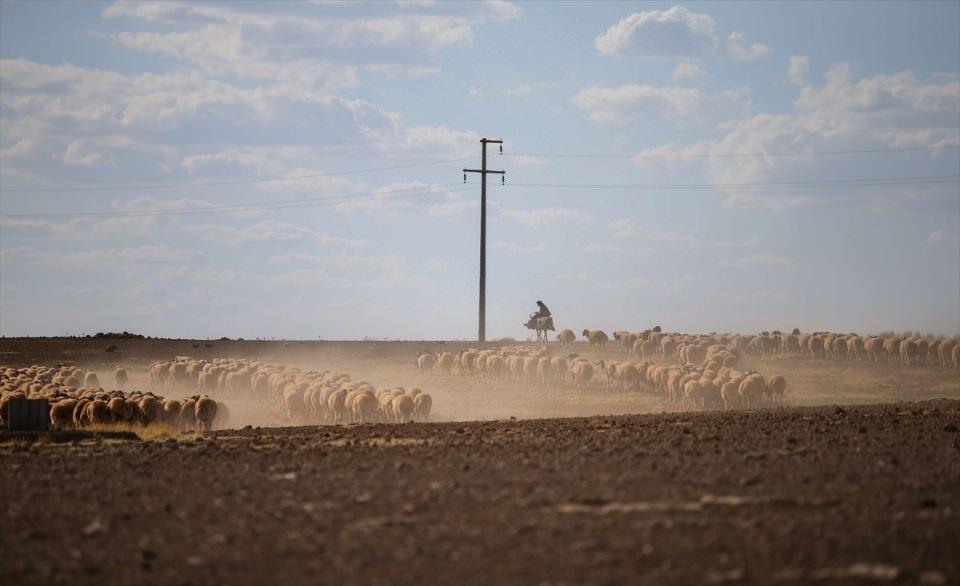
[3,400,958,585]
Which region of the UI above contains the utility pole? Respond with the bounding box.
[463,138,505,343]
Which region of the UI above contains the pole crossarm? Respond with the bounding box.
[463,169,505,174]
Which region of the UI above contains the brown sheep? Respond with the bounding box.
[767,375,787,403]
[179,398,197,432]
[392,395,415,422]
[581,329,609,350]
[162,399,182,428]
[114,368,129,389]
[50,399,78,429]
[413,393,432,420]
[138,396,161,425]
[194,396,218,432]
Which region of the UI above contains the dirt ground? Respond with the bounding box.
[2,401,958,585]
[1,338,959,584]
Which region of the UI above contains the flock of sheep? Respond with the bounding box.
[558,327,959,369]
[148,357,433,424]
[415,337,785,411]
[0,365,225,432]
[731,330,960,367]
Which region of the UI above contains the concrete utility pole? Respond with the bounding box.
[463,138,505,343]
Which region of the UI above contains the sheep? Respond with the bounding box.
[700,379,722,410]
[351,393,378,423]
[550,357,569,384]
[536,357,554,386]
[108,396,134,424]
[581,329,609,350]
[683,380,704,410]
[393,395,415,422]
[571,361,594,390]
[720,381,741,410]
[85,400,112,426]
[767,375,787,404]
[139,395,161,425]
[738,375,765,409]
[83,372,100,388]
[899,338,918,366]
[50,399,77,429]
[114,368,128,389]
[596,360,617,387]
[417,352,437,372]
[195,396,218,432]
[557,329,576,345]
[328,389,348,423]
[179,398,197,432]
[413,393,432,421]
[436,352,456,375]
[615,363,640,391]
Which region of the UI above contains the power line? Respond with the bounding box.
[506,143,960,160]
[0,156,477,193]
[1,184,472,219]
[4,174,956,220]
[499,175,960,190]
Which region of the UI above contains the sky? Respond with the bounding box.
[1,0,958,340]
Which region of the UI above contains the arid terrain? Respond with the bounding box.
[2,401,959,585]
[1,337,959,585]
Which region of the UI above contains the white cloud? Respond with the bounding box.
[556,272,589,281]
[423,259,448,270]
[183,220,364,247]
[331,181,459,215]
[593,276,653,291]
[571,84,704,123]
[787,55,809,86]
[719,252,791,267]
[659,274,700,291]
[607,217,636,238]
[713,236,761,248]
[266,252,403,269]
[101,0,521,93]
[595,6,769,61]
[927,230,959,243]
[592,274,698,293]
[0,57,478,184]
[633,64,960,210]
[582,243,629,253]
[491,241,546,253]
[672,59,705,79]
[647,229,697,244]
[501,207,593,227]
[467,80,561,101]
[1,245,206,269]
[60,141,117,168]
[724,31,771,61]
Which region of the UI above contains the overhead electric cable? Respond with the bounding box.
[499,175,960,190]
[2,184,472,219]
[505,143,960,160]
[0,156,477,193]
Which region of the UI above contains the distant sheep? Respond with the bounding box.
[581,330,609,350]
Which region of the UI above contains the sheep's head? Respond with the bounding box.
[581,329,589,336]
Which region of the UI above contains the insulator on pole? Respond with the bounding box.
[463,173,467,183]
[499,144,503,155]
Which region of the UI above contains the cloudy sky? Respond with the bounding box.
[1,1,958,339]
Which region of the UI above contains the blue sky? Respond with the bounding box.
[1,1,958,339]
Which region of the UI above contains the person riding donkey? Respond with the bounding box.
[530,300,551,321]
[525,300,555,341]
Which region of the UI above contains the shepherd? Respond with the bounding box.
[524,300,555,342]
